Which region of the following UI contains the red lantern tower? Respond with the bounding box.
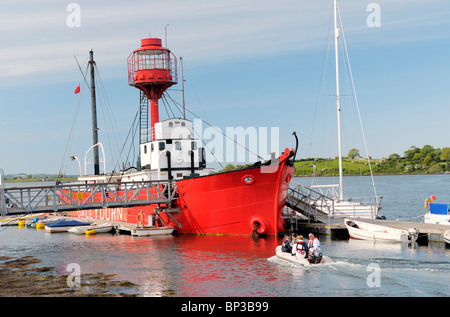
[127,38,178,140]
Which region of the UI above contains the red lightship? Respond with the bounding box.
[67,37,296,236]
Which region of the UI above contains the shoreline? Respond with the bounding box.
[0,255,140,297]
[293,172,450,177]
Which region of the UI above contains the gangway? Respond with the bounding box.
[0,179,177,216]
[285,181,335,224]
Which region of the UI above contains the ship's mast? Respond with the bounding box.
[180,56,186,120]
[89,50,100,175]
[334,0,343,201]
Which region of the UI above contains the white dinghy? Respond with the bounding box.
[275,246,331,266]
[345,218,418,243]
[68,223,114,235]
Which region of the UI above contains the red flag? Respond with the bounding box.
[74,84,80,94]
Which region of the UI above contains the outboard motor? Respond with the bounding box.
[408,228,419,243]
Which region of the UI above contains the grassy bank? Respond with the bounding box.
[293,158,449,177]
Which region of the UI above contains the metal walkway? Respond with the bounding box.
[0,179,177,216]
[285,181,335,224]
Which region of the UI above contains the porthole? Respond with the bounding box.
[286,174,292,183]
[242,175,255,185]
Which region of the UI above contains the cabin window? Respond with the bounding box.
[169,122,173,127]
[191,142,197,150]
[181,122,186,127]
[144,145,147,154]
[175,141,181,150]
[159,142,165,151]
[151,143,154,152]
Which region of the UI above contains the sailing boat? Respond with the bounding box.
[309,0,382,219]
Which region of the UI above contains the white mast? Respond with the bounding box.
[334,0,343,201]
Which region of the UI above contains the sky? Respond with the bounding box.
[1,0,450,176]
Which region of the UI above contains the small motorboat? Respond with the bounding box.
[68,223,114,235]
[423,201,450,225]
[45,220,91,233]
[345,218,418,243]
[443,230,450,245]
[275,245,330,266]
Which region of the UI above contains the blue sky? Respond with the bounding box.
[1,0,450,175]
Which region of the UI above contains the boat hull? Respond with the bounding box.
[344,218,417,243]
[45,220,91,233]
[67,155,295,236]
[443,230,450,245]
[424,213,450,226]
[68,224,114,234]
[163,162,295,236]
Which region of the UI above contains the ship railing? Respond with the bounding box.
[308,183,382,220]
[0,180,177,215]
[287,181,335,223]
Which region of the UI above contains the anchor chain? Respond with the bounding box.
[251,222,259,239]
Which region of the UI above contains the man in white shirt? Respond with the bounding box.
[307,233,322,263]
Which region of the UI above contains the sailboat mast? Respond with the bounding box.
[89,50,100,175]
[334,0,343,201]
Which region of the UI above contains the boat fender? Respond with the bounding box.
[424,198,432,210]
[250,217,268,235]
[85,230,96,235]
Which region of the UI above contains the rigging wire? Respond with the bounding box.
[164,93,265,162]
[337,4,379,203]
[308,5,335,187]
[57,62,88,180]
[94,64,126,170]
[162,92,224,169]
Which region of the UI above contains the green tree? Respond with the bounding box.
[404,146,419,159]
[413,152,423,161]
[347,148,360,159]
[440,147,450,161]
[388,153,400,160]
[221,164,236,172]
[424,155,432,166]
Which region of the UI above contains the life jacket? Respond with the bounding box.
[295,240,307,256]
[308,238,317,249]
[281,238,292,252]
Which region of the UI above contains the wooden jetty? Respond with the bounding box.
[285,216,449,243]
[62,216,174,237]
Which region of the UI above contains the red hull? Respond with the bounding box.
[165,162,294,236]
[68,156,295,236]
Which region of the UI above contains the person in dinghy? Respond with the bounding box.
[281,235,292,253]
[307,233,323,264]
[291,235,309,259]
